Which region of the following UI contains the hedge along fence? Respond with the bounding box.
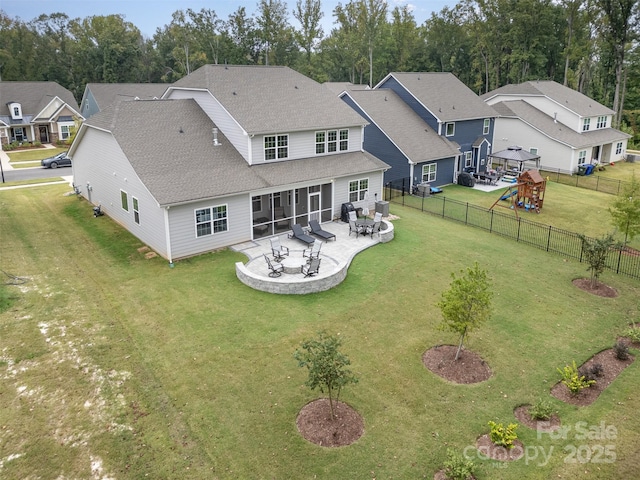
[385,178,640,280]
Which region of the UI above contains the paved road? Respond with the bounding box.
[1,165,71,184]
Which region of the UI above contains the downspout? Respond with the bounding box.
[409,161,415,192]
[164,206,174,266]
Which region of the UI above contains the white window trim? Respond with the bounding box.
[264,134,289,160]
[422,163,437,183]
[120,190,129,212]
[315,129,349,155]
[578,150,587,162]
[615,142,623,155]
[582,118,590,132]
[529,147,538,155]
[349,178,369,202]
[483,118,490,135]
[464,151,472,167]
[133,197,140,225]
[445,122,455,137]
[195,204,229,238]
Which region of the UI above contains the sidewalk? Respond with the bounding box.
[0,145,73,190]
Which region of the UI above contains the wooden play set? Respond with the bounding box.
[490,169,547,218]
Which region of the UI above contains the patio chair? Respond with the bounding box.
[367,220,382,238]
[289,224,315,246]
[264,254,284,277]
[270,236,289,262]
[348,210,357,222]
[348,218,364,238]
[301,257,321,277]
[309,220,336,242]
[303,242,322,261]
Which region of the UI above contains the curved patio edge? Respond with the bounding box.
[236,220,394,294]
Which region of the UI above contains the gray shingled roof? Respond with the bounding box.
[84,83,169,110]
[0,81,80,116]
[379,72,498,122]
[81,99,387,207]
[323,82,371,95]
[482,81,614,116]
[168,65,368,135]
[345,89,459,162]
[489,145,540,162]
[494,100,630,148]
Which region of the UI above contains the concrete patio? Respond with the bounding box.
[232,219,395,294]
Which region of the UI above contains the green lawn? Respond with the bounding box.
[6,147,68,168]
[1,185,639,479]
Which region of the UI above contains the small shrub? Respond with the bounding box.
[557,361,596,395]
[442,448,476,480]
[528,398,554,421]
[613,341,629,360]
[590,363,604,378]
[623,325,640,343]
[488,421,518,449]
[33,141,42,147]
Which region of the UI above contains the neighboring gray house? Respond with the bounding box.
[482,81,631,174]
[374,72,498,186]
[79,83,169,119]
[339,88,460,187]
[0,81,82,146]
[70,65,388,263]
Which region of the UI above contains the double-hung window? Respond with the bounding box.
[422,163,437,183]
[615,142,623,155]
[578,150,587,163]
[133,197,140,224]
[264,135,288,160]
[596,116,607,129]
[61,125,70,140]
[315,129,349,154]
[195,205,228,238]
[349,178,368,202]
[483,118,490,135]
[464,151,472,168]
[582,118,590,131]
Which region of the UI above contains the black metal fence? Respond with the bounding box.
[385,177,640,280]
[539,168,631,196]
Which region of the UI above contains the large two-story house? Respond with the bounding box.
[373,72,499,188]
[0,82,82,147]
[482,81,631,174]
[69,65,388,263]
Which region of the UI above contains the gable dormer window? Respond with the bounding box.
[596,116,607,129]
[9,102,22,120]
[264,134,288,160]
[582,118,590,131]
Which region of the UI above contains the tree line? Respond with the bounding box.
[1,0,638,144]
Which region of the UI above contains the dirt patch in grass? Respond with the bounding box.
[551,348,634,406]
[422,345,492,384]
[513,405,561,432]
[296,398,364,447]
[572,278,618,298]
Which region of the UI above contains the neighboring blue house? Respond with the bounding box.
[338,88,459,188]
[374,72,499,185]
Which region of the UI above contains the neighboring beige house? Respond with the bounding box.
[69,65,389,263]
[482,81,631,174]
[0,81,82,147]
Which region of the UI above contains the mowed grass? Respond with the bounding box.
[1,185,639,479]
[6,147,68,168]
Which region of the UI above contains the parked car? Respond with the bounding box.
[41,152,71,169]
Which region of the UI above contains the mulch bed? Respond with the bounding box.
[476,434,524,461]
[572,278,618,298]
[551,348,635,406]
[513,405,561,431]
[296,398,364,447]
[422,345,492,384]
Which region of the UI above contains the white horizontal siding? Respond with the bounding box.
[333,171,384,218]
[249,126,364,165]
[167,193,251,259]
[72,129,169,257]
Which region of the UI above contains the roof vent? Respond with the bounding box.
[553,112,558,123]
[213,128,221,146]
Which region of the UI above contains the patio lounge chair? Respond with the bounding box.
[270,237,289,262]
[264,254,284,277]
[301,257,321,277]
[303,242,322,261]
[348,218,364,238]
[289,224,315,246]
[309,220,336,241]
